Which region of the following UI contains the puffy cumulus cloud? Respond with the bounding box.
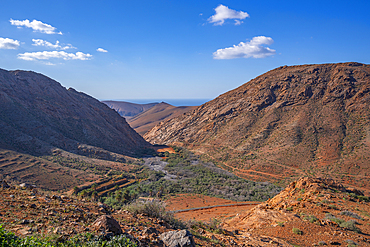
[213,36,276,59]
[10,19,62,34]
[18,51,92,61]
[208,4,249,26]
[96,48,108,53]
[0,37,20,49]
[32,39,75,50]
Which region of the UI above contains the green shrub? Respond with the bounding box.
[207,218,224,234]
[349,193,370,202]
[292,228,302,235]
[345,239,357,246]
[325,214,361,233]
[125,200,184,229]
[340,211,363,220]
[0,224,19,247]
[0,225,137,247]
[340,220,361,233]
[303,215,318,223]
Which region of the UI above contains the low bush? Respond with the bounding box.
[345,239,358,246]
[292,228,302,235]
[125,200,184,229]
[303,215,318,223]
[325,214,361,233]
[349,193,370,202]
[340,211,363,220]
[0,224,137,247]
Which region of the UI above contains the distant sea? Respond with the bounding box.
[110,99,211,107]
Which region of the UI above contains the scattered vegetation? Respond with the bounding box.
[348,193,370,202]
[345,239,358,246]
[125,200,184,229]
[186,218,224,235]
[102,147,281,208]
[325,214,361,233]
[277,222,284,227]
[0,225,137,247]
[292,227,302,235]
[303,215,319,224]
[340,211,363,220]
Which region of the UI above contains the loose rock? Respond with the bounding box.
[91,215,123,235]
[159,229,195,247]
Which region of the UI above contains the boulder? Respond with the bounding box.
[91,215,123,235]
[159,229,195,247]
[19,183,36,190]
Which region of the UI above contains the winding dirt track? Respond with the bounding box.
[170,202,260,213]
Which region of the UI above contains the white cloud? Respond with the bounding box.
[18,51,92,61]
[0,37,20,49]
[208,4,249,26]
[32,39,75,50]
[213,36,276,59]
[97,48,108,53]
[43,62,56,66]
[10,19,62,34]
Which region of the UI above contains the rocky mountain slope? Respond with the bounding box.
[144,62,370,189]
[102,100,158,119]
[127,102,196,135]
[0,69,150,157]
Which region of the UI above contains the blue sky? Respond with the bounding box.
[1,1,369,101]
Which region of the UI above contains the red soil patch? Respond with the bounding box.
[165,194,259,222]
[151,145,176,154]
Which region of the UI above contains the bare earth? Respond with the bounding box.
[166,194,259,222]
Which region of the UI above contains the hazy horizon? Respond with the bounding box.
[101,98,211,107]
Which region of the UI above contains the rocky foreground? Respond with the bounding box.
[1,177,370,246]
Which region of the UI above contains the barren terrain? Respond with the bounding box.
[145,62,370,190]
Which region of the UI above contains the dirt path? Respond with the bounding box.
[170,202,260,213]
[200,152,284,179]
[166,194,259,222]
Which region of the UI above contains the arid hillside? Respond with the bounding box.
[127,102,196,135]
[1,177,369,247]
[0,69,150,157]
[145,62,370,189]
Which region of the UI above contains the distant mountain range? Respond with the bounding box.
[127,102,196,135]
[102,100,158,119]
[102,101,196,135]
[144,62,370,189]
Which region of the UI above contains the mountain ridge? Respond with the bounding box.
[127,102,196,135]
[0,68,150,157]
[144,62,370,188]
[102,100,159,118]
